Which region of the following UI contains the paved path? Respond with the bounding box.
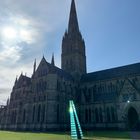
[83,137,130,140]
[130,132,140,140]
[83,131,140,140]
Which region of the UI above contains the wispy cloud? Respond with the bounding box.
[0,0,72,104]
[0,45,21,64]
[0,88,11,105]
[0,88,11,94]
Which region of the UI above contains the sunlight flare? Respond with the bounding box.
[2,26,17,40]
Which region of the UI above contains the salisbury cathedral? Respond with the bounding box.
[0,0,140,131]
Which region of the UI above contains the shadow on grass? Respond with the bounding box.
[84,131,131,139]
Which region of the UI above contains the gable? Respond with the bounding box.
[35,57,51,77]
[118,78,140,102]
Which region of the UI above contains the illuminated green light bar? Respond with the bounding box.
[69,100,83,139]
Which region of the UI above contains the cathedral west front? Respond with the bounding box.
[0,0,140,131]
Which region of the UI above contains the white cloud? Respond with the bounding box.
[0,0,72,104]
[0,61,34,105]
[0,45,21,64]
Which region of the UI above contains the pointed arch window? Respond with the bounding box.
[57,104,59,123]
[41,105,45,123]
[37,105,41,123]
[23,109,26,123]
[89,108,91,123]
[99,107,103,123]
[85,109,88,123]
[111,107,115,122]
[32,106,35,123]
[107,107,111,122]
[95,108,99,123]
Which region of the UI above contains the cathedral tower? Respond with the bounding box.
[61,0,87,77]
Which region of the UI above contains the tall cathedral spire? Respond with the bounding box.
[68,0,79,33]
[61,0,87,77]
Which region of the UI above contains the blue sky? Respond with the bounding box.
[83,0,140,72]
[0,0,140,104]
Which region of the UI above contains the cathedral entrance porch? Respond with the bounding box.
[127,107,139,130]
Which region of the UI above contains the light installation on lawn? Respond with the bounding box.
[69,100,83,139]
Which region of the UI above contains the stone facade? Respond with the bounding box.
[0,0,140,131]
[80,65,140,130]
[61,0,86,77]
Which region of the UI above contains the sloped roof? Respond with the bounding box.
[16,74,31,88]
[81,62,140,83]
[34,57,73,80]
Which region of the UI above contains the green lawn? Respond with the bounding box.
[0,131,70,140]
[0,131,135,140]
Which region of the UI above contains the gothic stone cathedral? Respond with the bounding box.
[0,0,140,131]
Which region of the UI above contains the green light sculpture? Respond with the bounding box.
[69,100,83,139]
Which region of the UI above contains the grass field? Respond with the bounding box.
[0,130,138,140]
[0,131,70,140]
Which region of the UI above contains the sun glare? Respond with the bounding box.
[0,17,35,45]
[20,29,31,42]
[2,26,17,39]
